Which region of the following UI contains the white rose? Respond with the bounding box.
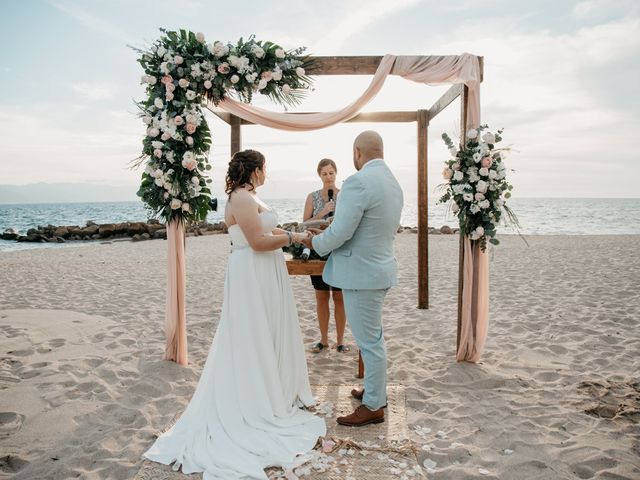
[142,115,152,125]
[474,193,485,201]
[185,136,194,146]
[275,48,285,58]
[463,192,473,202]
[147,127,160,137]
[272,69,282,81]
[174,55,184,65]
[154,177,165,187]
[470,203,480,214]
[161,132,171,141]
[157,46,167,57]
[170,198,182,210]
[488,170,498,180]
[496,198,504,208]
[165,92,174,101]
[154,97,164,109]
[186,90,196,100]
[258,79,267,90]
[204,80,212,89]
[163,192,169,200]
[252,46,265,58]
[191,176,199,185]
[476,180,488,194]
[479,167,489,176]
[281,84,291,94]
[152,168,163,178]
[473,152,482,162]
[482,132,495,144]
[152,141,164,149]
[185,114,197,124]
[452,162,461,171]
[296,67,305,76]
[178,78,189,88]
[196,32,206,44]
[475,226,485,236]
[467,129,478,139]
[230,74,240,84]
[479,200,491,209]
[453,171,464,181]
[183,151,194,161]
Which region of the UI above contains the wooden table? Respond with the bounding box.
[285,258,364,379]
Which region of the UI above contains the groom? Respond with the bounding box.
[303,130,403,426]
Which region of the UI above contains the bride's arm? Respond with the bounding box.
[232,192,304,251]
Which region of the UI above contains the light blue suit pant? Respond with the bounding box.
[342,288,388,410]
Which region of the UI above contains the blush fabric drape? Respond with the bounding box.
[165,219,188,365]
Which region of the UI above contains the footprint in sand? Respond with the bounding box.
[5,348,33,357]
[0,412,25,440]
[0,454,29,475]
[49,338,66,348]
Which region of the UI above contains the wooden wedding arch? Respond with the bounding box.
[206,55,484,346]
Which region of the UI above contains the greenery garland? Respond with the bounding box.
[132,29,313,223]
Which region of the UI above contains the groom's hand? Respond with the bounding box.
[300,232,314,249]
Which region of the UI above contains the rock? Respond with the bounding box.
[67,226,84,236]
[83,236,91,241]
[91,234,101,240]
[55,237,65,243]
[430,229,441,235]
[132,234,141,242]
[410,228,418,234]
[153,229,167,239]
[27,228,38,235]
[83,225,99,235]
[147,224,164,234]
[140,233,150,240]
[1,231,18,241]
[86,220,97,227]
[213,221,228,233]
[98,224,117,238]
[148,218,160,225]
[440,225,453,234]
[53,226,69,238]
[126,222,148,236]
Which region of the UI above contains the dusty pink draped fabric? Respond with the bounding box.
[165,219,188,365]
[217,53,488,363]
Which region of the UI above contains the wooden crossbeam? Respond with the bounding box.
[306,56,384,75]
[428,84,463,120]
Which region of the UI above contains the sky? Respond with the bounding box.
[0,0,638,200]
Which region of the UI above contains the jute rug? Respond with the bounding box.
[134,384,421,479]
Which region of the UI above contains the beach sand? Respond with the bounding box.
[1,234,639,479]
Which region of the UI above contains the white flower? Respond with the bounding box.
[185,114,197,124]
[185,90,196,101]
[183,151,194,161]
[152,168,163,178]
[165,92,174,101]
[212,41,228,57]
[463,192,474,202]
[475,193,485,201]
[473,152,482,163]
[157,46,167,57]
[453,184,465,195]
[275,48,285,58]
[282,84,291,94]
[272,69,282,81]
[185,136,194,146]
[147,127,160,137]
[475,226,485,236]
[252,46,265,58]
[196,32,206,43]
[154,97,164,109]
[181,202,191,212]
[154,177,164,187]
[163,192,169,200]
[452,162,461,171]
[467,128,478,139]
[296,67,305,76]
[178,78,189,88]
[144,163,154,174]
[191,176,200,185]
[468,171,480,183]
[470,203,480,214]
[152,141,164,149]
[170,198,182,210]
[488,170,498,180]
[230,74,240,84]
[142,115,152,125]
[479,167,489,176]
[258,79,267,90]
[451,202,460,214]
[482,132,496,144]
[174,55,184,65]
[496,198,504,208]
[453,171,464,181]
[479,199,491,209]
[204,80,212,89]
[476,180,488,194]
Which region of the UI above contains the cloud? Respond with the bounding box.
[71,82,119,101]
[46,0,137,44]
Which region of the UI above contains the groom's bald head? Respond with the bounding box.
[353,130,384,170]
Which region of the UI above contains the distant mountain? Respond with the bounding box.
[0,183,139,204]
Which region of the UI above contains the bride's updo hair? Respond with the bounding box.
[225,149,266,197]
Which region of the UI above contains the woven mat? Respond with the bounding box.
[135,384,420,479]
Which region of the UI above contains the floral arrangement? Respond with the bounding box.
[438,125,519,250]
[132,29,313,223]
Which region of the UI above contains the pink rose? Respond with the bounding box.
[186,123,196,134]
[217,63,230,74]
[481,157,493,168]
[261,70,273,81]
[161,75,173,85]
[174,116,184,126]
[442,167,453,180]
[161,132,171,141]
[166,83,175,92]
[165,92,174,101]
[182,158,197,171]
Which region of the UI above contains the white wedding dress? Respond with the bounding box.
[143,209,326,479]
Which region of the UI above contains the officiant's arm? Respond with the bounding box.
[312,176,366,256]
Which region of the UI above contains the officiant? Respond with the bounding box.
[303,159,350,354]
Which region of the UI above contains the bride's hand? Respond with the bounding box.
[293,232,310,244]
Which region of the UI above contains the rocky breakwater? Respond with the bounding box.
[1,220,228,244]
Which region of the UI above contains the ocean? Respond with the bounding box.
[1,198,639,252]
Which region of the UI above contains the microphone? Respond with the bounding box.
[327,189,334,218]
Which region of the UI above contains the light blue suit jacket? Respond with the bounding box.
[312,159,403,290]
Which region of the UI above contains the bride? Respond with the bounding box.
[143,149,326,479]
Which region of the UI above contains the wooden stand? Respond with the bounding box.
[285,259,326,276]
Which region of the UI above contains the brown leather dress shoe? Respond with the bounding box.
[350,388,387,408]
[337,405,385,427]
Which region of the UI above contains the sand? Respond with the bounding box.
[1,234,639,479]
